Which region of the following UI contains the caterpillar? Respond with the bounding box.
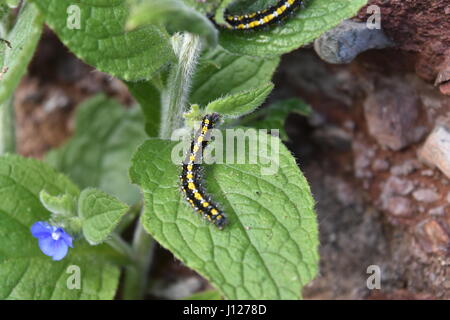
[223,0,306,30]
[180,113,228,229]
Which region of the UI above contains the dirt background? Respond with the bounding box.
[14,0,449,299]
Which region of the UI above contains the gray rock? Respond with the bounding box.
[429,206,445,216]
[418,119,450,179]
[372,159,390,172]
[413,189,441,203]
[390,160,421,176]
[314,20,393,64]
[387,196,413,217]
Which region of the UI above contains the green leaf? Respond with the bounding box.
[205,82,274,118]
[126,0,218,47]
[0,2,43,106]
[0,155,121,299]
[46,95,146,205]
[31,0,175,81]
[180,0,220,14]
[39,190,77,217]
[130,137,319,299]
[190,46,280,107]
[126,81,161,137]
[78,188,129,245]
[219,0,369,57]
[239,98,312,141]
[182,289,222,300]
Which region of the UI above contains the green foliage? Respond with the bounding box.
[0,0,369,300]
[183,290,222,300]
[205,82,274,118]
[190,47,280,107]
[40,190,77,218]
[46,95,147,205]
[126,0,218,46]
[78,188,129,245]
[126,81,161,137]
[130,137,319,299]
[31,0,175,81]
[218,0,369,57]
[0,3,43,106]
[238,98,312,141]
[0,155,121,300]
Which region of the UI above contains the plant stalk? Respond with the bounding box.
[123,32,202,300]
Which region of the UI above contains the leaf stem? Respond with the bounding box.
[123,32,202,300]
[122,220,155,300]
[107,233,134,263]
[159,32,202,139]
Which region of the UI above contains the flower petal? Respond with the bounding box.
[30,221,52,239]
[60,230,73,248]
[38,235,57,257]
[51,240,69,261]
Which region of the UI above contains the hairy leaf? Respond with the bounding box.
[32,0,175,81]
[130,136,319,299]
[78,188,129,245]
[205,82,274,118]
[46,95,146,205]
[190,46,280,107]
[219,0,369,57]
[127,0,218,47]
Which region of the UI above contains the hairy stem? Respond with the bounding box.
[159,32,202,139]
[123,32,202,300]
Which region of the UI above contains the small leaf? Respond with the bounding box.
[126,81,161,137]
[182,290,222,300]
[46,95,147,205]
[126,0,218,47]
[0,155,121,300]
[0,2,44,106]
[78,188,129,245]
[130,136,319,299]
[31,0,175,81]
[219,0,369,57]
[239,98,312,141]
[190,46,280,107]
[39,190,77,217]
[205,82,274,118]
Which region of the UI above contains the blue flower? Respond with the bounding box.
[31,221,73,261]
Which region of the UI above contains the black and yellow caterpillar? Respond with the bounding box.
[180,113,227,229]
[222,0,306,30]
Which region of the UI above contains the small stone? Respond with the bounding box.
[418,119,450,179]
[421,169,435,177]
[416,219,450,254]
[413,189,441,203]
[372,159,389,171]
[390,160,420,176]
[429,206,445,216]
[387,196,413,217]
[363,78,425,151]
[385,176,415,196]
[314,20,393,64]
